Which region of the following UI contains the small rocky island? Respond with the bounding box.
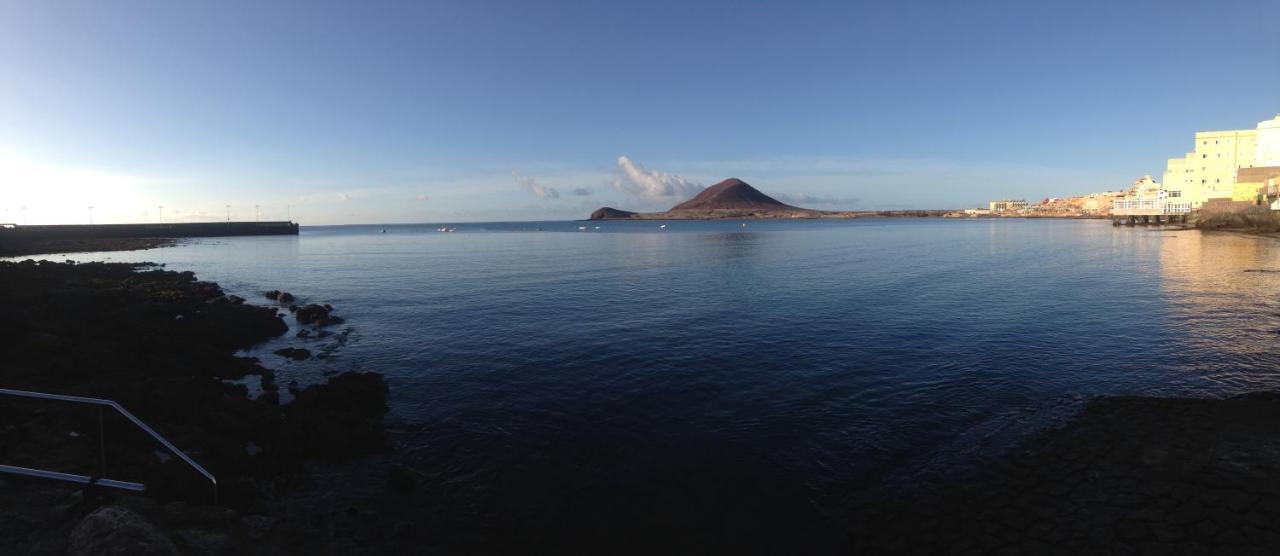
[589,178,865,220]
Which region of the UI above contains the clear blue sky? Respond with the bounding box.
[2,0,1278,224]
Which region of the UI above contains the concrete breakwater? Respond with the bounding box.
[0,221,299,239]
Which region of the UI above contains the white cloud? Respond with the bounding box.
[512,170,560,199]
[773,192,862,208]
[611,156,703,200]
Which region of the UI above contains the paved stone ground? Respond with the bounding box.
[846,393,1280,555]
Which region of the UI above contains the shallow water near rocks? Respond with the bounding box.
[20,218,1280,549]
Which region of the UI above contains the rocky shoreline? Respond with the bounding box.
[0,259,391,554]
[0,237,180,258]
[844,392,1280,554]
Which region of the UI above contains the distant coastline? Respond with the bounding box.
[589,177,960,221]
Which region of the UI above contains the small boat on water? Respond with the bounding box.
[659,224,667,229]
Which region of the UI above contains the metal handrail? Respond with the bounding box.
[0,387,217,503]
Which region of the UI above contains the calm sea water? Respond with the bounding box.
[22,218,1280,550]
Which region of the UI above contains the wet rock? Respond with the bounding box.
[295,304,338,326]
[241,515,276,540]
[0,512,34,544]
[387,465,416,493]
[264,290,295,303]
[393,520,414,538]
[227,295,245,305]
[115,495,161,516]
[1115,518,1148,541]
[68,505,178,556]
[280,372,389,460]
[273,347,311,361]
[48,501,79,523]
[171,529,234,556]
[1170,502,1207,525]
[296,329,311,339]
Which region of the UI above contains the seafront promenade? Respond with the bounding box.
[0,221,299,257]
[0,221,299,239]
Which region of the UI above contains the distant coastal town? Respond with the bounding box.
[959,113,1280,224]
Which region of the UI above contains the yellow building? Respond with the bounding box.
[1159,115,1280,207]
[1161,157,1190,202]
[1234,166,1280,204]
[1195,129,1257,200]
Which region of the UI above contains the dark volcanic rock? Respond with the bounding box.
[295,303,340,326]
[274,347,311,360]
[0,261,387,530]
[68,505,178,556]
[387,465,416,494]
[588,207,639,220]
[281,372,389,460]
[847,393,1280,554]
[670,178,801,212]
[264,290,295,303]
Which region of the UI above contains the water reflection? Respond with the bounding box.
[1159,231,1280,388]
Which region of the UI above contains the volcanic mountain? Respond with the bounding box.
[668,178,802,212]
[589,178,836,220]
[589,207,639,220]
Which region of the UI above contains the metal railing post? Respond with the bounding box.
[97,406,106,480]
[0,388,217,504]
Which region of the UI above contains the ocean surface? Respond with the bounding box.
[22,218,1280,550]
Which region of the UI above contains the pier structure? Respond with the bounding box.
[0,221,299,240]
[1110,199,1191,226]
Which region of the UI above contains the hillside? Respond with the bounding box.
[589,178,842,220]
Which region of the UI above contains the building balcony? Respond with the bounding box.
[1112,199,1191,216]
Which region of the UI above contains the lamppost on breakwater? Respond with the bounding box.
[226,205,231,223]
[158,205,164,224]
[255,204,260,222]
[88,206,94,225]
